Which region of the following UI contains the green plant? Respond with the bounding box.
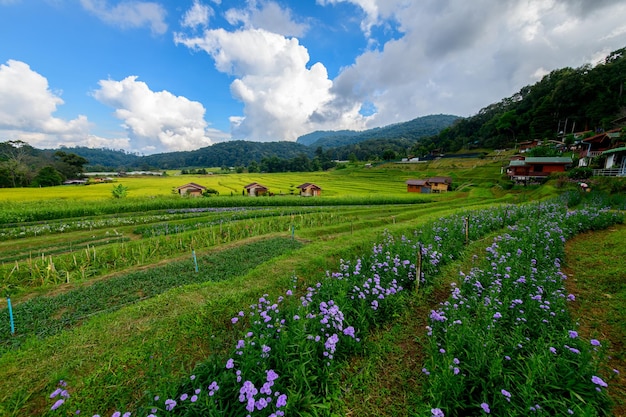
[112,184,129,199]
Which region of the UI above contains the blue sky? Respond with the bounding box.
[1,0,625,154]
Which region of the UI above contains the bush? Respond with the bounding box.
[567,167,593,180]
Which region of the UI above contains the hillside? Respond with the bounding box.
[417,46,626,156]
[297,114,460,148]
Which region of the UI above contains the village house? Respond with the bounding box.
[505,156,573,183]
[176,182,207,197]
[517,139,541,153]
[296,183,322,197]
[406,177,452,193]
[244,182,269,196]
[601,146,626,176]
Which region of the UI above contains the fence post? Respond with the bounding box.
[7,297,15,335]
[192,250,198,273]
[465,216,470,245]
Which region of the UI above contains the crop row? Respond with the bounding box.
[40,201,588,416]
[0,211,352,293]
[422,204,622,416]
[0,238,302,350]
[0,194,429,225]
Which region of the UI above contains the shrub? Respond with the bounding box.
[567,167,592,180]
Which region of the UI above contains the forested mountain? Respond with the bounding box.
[297,114,460,148]
[138,140,314,170]
[412,47,626,157]
[297,130,360,146]
[67,147,141,170]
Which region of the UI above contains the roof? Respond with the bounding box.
[244,182,268,190]
[602,146,626,155]
[406,179,427,186]
[520,157,573,164]
[296,182,321,189]
[176,182,206,190]
[428,176,452,184]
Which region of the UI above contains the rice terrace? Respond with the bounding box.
[1,161,625,417]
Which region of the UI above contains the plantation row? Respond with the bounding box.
[0,210,352,292]
[40,198,623,416]
[0,194,432,225]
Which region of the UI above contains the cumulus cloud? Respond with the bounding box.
[225,0,309,37]
[0,59,91,148]
[80,0,167,34]
[324,0,626,128]
[93,76,213,152]
[182,0,212,28]
[175,28,366,141]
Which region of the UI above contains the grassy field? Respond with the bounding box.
[0,160,623,416]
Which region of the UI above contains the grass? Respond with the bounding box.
[563,223,626,415]
[0,159,622,416]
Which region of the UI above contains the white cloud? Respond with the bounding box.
[175,27,366,141]
[182,0,212,29]
[80,0,167,34]
[225,1,308,37]
[316,0,380,35]
[0,60,91,148]
[93,76,214,152]
[324,0,626,128]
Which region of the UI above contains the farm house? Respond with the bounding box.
[406,177,452,193]
[176,182,207,197]
[243,182,269,196]
[296,183,322,197]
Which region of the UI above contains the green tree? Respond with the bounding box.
[32,166,63,187]
[111,184,128,199]
[54,151,88,179]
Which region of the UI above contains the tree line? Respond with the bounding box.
[0,141,87,188]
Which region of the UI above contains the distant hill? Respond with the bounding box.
[296,130,360,146]
[296,114,460,148]
[137,140,314,170]
[59,147,141,170]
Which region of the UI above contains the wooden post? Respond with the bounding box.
[416,243,423,294]
[192,250,198,273]
[465,216,470,245]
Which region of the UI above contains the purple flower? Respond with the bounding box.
[231,317,239,324]
[50,399,65,411]
[480,402,490,413]
[568,330,578,338]
[422,367,430,375]
[165,399,177,411]
[590,339,601,346]
[180,393,188,401]
[591,375,608,388]
[501,389,511,402]
[276,393,288,408]
[112,412,121,417]
[493,312,502,319]
[191,395,198,403]
[431,408,445,417]
[549,347,557,354]
[453,367,460,375]
[50,388,62,398]
[226,358,235,369]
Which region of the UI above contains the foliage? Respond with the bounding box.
[568,167,593,180]
[31,166,64,187]
[112,184,128,199]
